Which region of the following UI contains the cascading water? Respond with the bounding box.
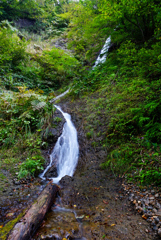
[40,105,79,184]
[93,36,111,68]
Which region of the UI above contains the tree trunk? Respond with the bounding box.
[7,182,59,240]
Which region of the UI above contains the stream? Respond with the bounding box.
[40,105,79,184]
[32,103,157,240]
[34,105,86,240]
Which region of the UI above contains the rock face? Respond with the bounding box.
[45,165,58,178]
[43,107,66,144]
[15,18,35,28]
[52,38,68,51]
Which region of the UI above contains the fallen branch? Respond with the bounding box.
[7,182,59,240]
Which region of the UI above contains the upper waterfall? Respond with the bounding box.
[93,36,111,68]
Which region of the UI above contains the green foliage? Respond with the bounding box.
[72,37,161,185]
[101,136,161,185]
[0,0,41,21]
[0,26,79,91]
[18,155,44,178]
[0,87,52,147]
[59,0,161,64]
[0,0,68,39]
[60,1,108,61]
[35,47,79,89]
[0,27,27,67]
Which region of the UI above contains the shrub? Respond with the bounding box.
[35,47,79,89]
[0,87,52,147]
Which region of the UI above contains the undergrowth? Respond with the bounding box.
[0,87,54,179]
[0,26,79,93]
[71,40,161,186]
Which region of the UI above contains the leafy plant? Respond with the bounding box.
[18,156,44,179]
[35,47,79,90]
[0,87,52,147]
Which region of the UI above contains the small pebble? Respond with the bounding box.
[158,228,161,237]
[123,182,161,237]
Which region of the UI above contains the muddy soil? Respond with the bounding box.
[32,101,159,240]
[0,175,43,227]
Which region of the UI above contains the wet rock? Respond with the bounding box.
[15,18,35,28]
[42,109,65,144]
[119,195,123,200]
[158,228,161,237]
[45,165,58,178]
[156,202,161,209]
[157,209,161,217]
[59,175,74,186]
[13,179,20,185]
[153,216,160,224]
[152,225,158,231]
[148,206,153,210]
[152,208,158,214]
[147,217,153,223]
[127,216,131,220]
[151,190,155,195]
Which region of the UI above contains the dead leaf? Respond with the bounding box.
[111,224,116,226]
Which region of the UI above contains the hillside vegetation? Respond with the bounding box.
[0,0,161,186]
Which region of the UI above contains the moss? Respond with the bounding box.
[0,211,25,240]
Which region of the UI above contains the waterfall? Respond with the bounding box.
[40,105,79,184]
[93,36,111,68]
[49,89,70,103]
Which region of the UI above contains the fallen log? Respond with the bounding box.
[7,182,59,240]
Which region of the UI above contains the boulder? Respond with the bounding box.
[43,108,65,144]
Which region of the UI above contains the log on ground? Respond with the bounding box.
[7,182,59,240]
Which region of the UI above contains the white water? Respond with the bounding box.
[93,36,111,68]
[49,89,70,103]
[40,105,79,184]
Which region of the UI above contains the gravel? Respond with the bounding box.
[123,183,161,238]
